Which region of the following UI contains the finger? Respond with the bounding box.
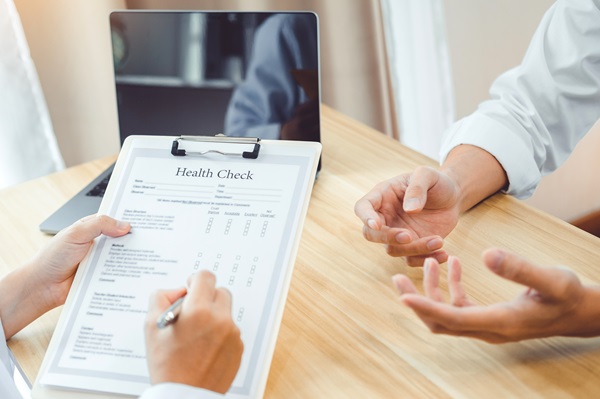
[186,270,217,305]
[384,236,444,257]
[147,287,187,319]
[78,214,98,223]
[483,248,575,299]
[403,166,438,213]
[402,296,506,343]
[447,256,471,307]
[213,287,233,315]
[401,294,503,332]
[63,214,131,243]
[354,192,385,231]
[392,274,418,295]
[405,250,449,267]
[423,258,444,302]
[362,225,414,245]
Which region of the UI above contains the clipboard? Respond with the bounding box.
[33,135,321,399]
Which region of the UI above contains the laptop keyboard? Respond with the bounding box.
[85,174,112,197]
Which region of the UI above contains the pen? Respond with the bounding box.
[156,295,186,329]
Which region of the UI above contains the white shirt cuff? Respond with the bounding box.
[439,113,541,199]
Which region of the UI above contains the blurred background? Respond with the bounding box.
[7,0,600,227]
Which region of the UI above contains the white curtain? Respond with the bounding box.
[381,0,455,160]
[0,0,64,189]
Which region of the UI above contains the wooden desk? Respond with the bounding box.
[3,106,600,398]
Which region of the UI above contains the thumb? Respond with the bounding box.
[482,248,564,298]
[147,287,187,320]
[354,191,386,230]
[403,166,438,213]
[62,214,131,243]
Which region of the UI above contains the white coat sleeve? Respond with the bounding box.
[0,318,28,399]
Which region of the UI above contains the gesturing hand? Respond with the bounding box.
[393,249,600,343]
[355,166,462,266]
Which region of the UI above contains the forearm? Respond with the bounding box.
[440,144,508,213]
[0,263,52,340]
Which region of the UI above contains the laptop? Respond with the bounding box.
[40,10,321,234]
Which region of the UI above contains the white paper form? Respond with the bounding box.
[39,140,319,398]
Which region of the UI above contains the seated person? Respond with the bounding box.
[355,0,600,342]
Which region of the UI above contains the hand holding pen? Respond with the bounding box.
[156,295,185,328]
[144,270,244,394]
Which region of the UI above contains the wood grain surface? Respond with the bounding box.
[2,106,600,398]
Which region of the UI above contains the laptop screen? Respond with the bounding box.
[109,11,320,145]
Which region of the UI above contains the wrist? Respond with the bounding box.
[569,285,600,338]
[439,163,471,214]
[440,144,508,213]
[0,262,54,339]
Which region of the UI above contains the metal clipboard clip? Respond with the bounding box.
[171,135,261,159]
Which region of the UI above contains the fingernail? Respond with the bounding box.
[395,232,411,244]
[423,258,431,272]
[117,220,131,230]
[426,238,443,251]
[391,275,402,292]
[186,273,197,288]
[447,255,458,268]
[367,219,377,229]
[404,198,420,212]
[487,249,505,273]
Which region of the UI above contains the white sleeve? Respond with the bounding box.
[440,0,600,199]
[0,318,26,399]
[139,383,225,399]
